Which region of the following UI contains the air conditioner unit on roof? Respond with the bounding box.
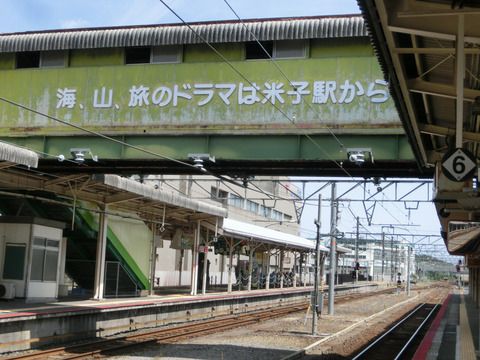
[0,282,15,300]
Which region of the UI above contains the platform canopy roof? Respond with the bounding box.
[358,0,480,256]
[221,218,328,252]
[0,167,226,229]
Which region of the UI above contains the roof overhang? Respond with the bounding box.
[0,141,38,168]
[0,166,226,230]
[0,15,367,52]
[359,0,480,255]
[97,174,226,218]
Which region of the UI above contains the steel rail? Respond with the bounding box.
[6,287,412,360]
[351,302,432,360]
[394,303,439,360]
[6,303,307,360]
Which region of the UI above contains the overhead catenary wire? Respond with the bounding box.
[0,96,196,169]
[222,0,346,150]
[158,0,352,178]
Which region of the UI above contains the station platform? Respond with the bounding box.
[414,288,478,360]
[0,282,378,354]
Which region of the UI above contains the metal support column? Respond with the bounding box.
[227,238,234,293]
[279,249,284,288]
[293,252,297,288]
[149,222,156,296]
[329,183,337,315]
[456,14,465,149]
[381,232,385,282]
[390,236,394,282]
[266,248,271,290]
[355,216,359,284]
[93,205,108,300]
[406,246,411,296]
[190,221,201,295]
[312,194,321,335]
[201,235,209,296]
[248,245,254,291]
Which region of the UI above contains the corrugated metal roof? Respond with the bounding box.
[0,15,367,52]
[102,174,228,218]
[222,218,322,251]
[0,141,38,168]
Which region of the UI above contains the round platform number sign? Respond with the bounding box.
[441,148,477,182]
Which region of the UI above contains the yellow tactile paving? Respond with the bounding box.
[459,294,476,360]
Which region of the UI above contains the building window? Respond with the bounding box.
[274,40,307,59]
[261,205,272,218]
[3,243,26,280]
[228,193,244,208]
[40,50,67,67]
[211,186,228,205]
[125,47,151,64]
[152,45,182,63]
[31,237,59,282]
[271,209,283,221]
[246,199,259,213]
[16,51,40,68]
[245,41,273,59]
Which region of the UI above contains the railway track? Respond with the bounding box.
[5,286,430,360]
[351,302,439,359]
[6,302,308,360]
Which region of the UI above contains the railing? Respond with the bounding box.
[105,261,140,298]
[448,221,480,232]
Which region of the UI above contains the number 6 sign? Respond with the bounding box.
[442,148,477,182]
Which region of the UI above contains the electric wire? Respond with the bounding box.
[219,0,420,227]
[0,96,199,171]
[222,0,346,150]
[158,0,352,178]
[0,10,436,247]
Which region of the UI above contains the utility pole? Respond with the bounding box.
[407,246,411,296]
[312,194,321,335]
[390,236,394,282]
[328,183,337,315]
[355,216,359,284]
[381,232,385,282]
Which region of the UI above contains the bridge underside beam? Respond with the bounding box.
[2,133,420,177]
[36,158,426,178]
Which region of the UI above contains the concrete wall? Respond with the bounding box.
[0,289,311,353]
[107,215,151,279]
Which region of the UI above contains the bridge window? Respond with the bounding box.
[40,50,67,67]
[16,51,40,68]
[245,40,307,60]
[245,41,273,59]
[152,45,182,63]
[274,40,307,59]
[125,47,151,64]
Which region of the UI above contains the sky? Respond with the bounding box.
[0,0,458,264]
[0,0,361,33]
